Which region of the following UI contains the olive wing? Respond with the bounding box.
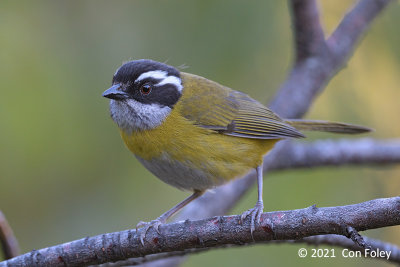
[179,73,304,139]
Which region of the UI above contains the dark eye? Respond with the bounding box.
[140,83,152,95]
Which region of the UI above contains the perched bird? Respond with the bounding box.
[103,59,370,243]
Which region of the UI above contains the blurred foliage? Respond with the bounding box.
[0,0,399,266]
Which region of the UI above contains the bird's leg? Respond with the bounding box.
[240,164,264,237]
[136,190,203,245]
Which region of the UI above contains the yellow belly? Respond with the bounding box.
[121,105,278,191]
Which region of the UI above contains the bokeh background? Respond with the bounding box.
[0,0,399,266]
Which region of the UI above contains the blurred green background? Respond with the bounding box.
[0,0,399,266]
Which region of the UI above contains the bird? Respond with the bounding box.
[102,59,370,244]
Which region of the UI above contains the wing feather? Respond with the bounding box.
[179,73,305,139]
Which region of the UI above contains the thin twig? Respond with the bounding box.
[345,226,371,250]
[0,211,20,260]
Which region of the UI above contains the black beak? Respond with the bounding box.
[102,84,129,100]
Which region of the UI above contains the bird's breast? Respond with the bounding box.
[120,104,278,191]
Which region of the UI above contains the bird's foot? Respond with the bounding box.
[136,218,165,245]
[240,201,264,239]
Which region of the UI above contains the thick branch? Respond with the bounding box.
[0,211,20,260]
[104,234,400,266]
[1,197,399,266]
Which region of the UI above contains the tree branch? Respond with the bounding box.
[345,226,371,250]
[0,211,20,260]
[327,0,393,62]
[290,0,326,61]
[269,0,394,119]
[267,138,400,171]
[1,197,399,266]
[102,234,400,266]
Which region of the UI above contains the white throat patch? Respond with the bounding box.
[136,70,183,92]
[109,99,171,132]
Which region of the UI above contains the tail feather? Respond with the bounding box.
[285,119,372,134]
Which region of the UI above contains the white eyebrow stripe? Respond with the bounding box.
[135,70,182,92]
[157,76,183,91]
[136,70,168,82]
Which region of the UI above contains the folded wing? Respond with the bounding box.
[179,73,304,140]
